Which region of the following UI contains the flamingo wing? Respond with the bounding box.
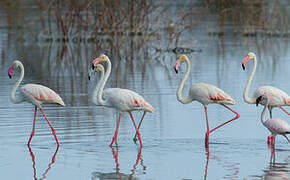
[21,84,65,106]
[255,86,290,106]
[190,83,235,105]
[103,88,155,112]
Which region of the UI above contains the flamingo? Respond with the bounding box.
[173,54,240,148]
[8,60,65,146]
[242,52,290,145]
[89,54,155,147]
[256,95,290,149]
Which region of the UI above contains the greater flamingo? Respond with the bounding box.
[242,52,290,144]
[256,95,290,148]
[89,54,155,147]
[8,60,65,146]
[173,54,240,148]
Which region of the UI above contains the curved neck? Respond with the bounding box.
[261,98,269,124]
[243,56,257,104]
[11,61,24,104]
[92,68,105,105]
[176,57,193,104]
[97,58,111,106]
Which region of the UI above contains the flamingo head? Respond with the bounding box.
[91,54,109,69]
[174,54,188,74]
[242,52,256,70]
[8,66,14,79]
[256,96,263,106]
[88,64,104,80]
[256,95,269,106]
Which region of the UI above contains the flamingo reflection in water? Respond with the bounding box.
[27,145,59,180]
[203,147,240,180]
[92,147,144,180]
[259,148,290,180]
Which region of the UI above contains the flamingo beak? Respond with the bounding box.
[242,63,245,70]
[91,57,101,70]
[8,66,14,79]
[242,55,249,70]
[256,96,263,106]
[174,60,180,74]
[88,69,94,81]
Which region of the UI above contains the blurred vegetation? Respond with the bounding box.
[204,0,289,36]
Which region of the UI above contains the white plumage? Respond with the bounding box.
[21,84,65,107]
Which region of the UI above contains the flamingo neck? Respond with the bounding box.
[97,58,111,107]
[261,98,269,124]
[11,61,24,104]
[177,57,193,104]
[92,68,105,105]
[243,55,257,104]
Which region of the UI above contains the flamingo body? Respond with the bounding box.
[21,84,65,107]
[264,118,290,135]
[174,54,240,148]
[257,95,290,147]
[189,83,235,106]
[8,60,64,146]
[253,86,290,107]
[89,55,155,147]
[242,52,290,112]
[242,52,290,145]
[103,88,155,112]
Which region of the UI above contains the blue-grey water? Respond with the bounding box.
[0,1,289,179]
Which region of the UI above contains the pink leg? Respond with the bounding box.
[280,106,290,115]
[129,112,143,147]
[110,112,121,147]
[209,104,240,133]
[204,106,210,148]
[28,106,37,145]
[272,136,276,149]
[204,147,210,180]
[39,107,59,146]
[267,134,273,146]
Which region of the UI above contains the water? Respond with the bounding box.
[0,1,290,179]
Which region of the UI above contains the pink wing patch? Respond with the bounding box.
[209,93,225,101]
[285,98,290,105]
[22,87,54,101]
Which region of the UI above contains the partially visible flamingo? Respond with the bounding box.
[242,52,290,145]
[173,54,240,148]
[89,54,155,147]
[8,60,65,146]
[256,95,290,149]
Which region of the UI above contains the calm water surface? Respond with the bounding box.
[0,1,290,180]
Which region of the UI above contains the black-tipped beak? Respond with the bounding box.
[88,73,91,80]
[91,63,95,70]
[8,73,11,79]
[174,67,178,74]
[256,96,262,106]
[242,63,245,70]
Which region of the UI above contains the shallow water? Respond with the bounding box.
[0,1,290,180]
